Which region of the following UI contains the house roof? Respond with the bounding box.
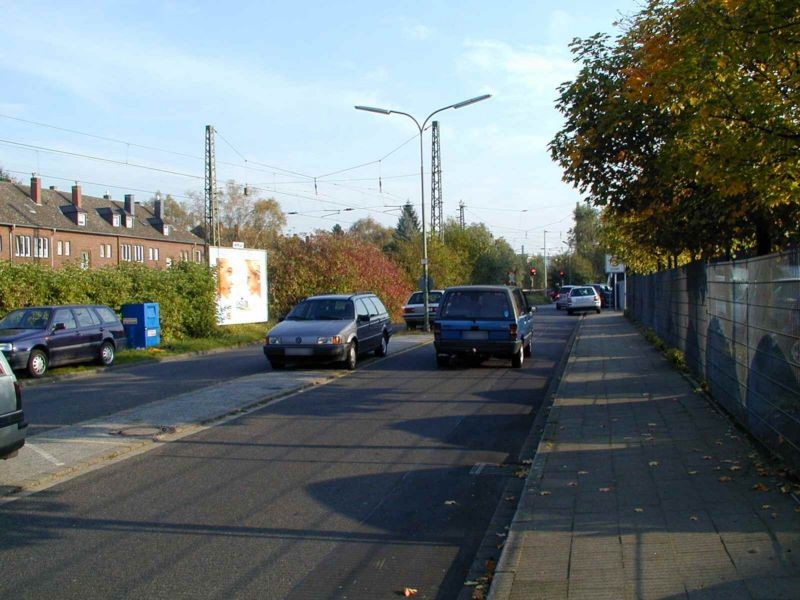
[0,181,204,245]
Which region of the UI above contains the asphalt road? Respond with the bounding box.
[0,307,576,599]
[21,345,268,435]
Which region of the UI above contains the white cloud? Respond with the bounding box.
[403,24,433,41]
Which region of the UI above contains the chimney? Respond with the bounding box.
[154,198,163,220]
[124,193,135,216]
[103,190,111,200]
[49,185,56,190]
[30,175,42,205]
[71,183,82,209]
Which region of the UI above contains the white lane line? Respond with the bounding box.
[25,443,65,466]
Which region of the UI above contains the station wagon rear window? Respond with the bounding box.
[440,291,512,320]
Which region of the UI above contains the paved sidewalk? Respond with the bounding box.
[490,312,800,600]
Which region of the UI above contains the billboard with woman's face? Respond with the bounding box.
[209,247,269,325]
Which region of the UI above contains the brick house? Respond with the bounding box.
[0,176,205,268]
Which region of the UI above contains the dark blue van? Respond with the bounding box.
[433,285,535,368]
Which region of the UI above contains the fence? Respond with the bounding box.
[628,250,800,468]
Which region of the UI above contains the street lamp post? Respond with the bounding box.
[355,94,491,331]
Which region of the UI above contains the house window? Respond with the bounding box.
[77,213,86,226]
[34,237,49,258]
[106,244,112,258]
[148,248,159,261]
[194,250,203,262]
[80,251,89,269]
[180,250,189,261]
[134,244,144,262]
[165,257,173,268]
[64,241,71,256]
[14,235,31,257]
[57,240,63,256]
[100,244,106,258]
[121,244,132,262]
[113,214,121,227]
[125,216,133,228]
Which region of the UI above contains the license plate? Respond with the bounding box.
[285,348,313,356]
[462,331,488,340]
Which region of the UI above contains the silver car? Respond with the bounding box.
[566,286,602,315]
[263,293,393,370]
[402,290,443,330]
[0,351,27,459]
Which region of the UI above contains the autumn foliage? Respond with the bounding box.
[268,234,413,320]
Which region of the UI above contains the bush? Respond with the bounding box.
[0,261,217,342]
[269,234,412,319]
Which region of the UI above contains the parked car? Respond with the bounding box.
[433,285,535,368]
[0,305,127,378]
[554,285,575,310]
[589,283,613,308]
[0,350,26,459]
[567,286,602,315]
[402,290,444,330]
[263,292,393,370]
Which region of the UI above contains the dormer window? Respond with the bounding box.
[162,224,171,236]
[125,215,133,228]
[113,214,121,227]
[77,212,87,226]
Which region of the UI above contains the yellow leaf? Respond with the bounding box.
[404,588,419,597]
[719,476,732,482]
[649,461,660,467]
[634,507,644,513]
[539,491,551,496]
[688,470,698,475]
[752,483,770,492]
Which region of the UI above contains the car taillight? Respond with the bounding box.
[433,322,441,338]
[14,381,22,411]
[509,323,518,339]
[404,307,413,314]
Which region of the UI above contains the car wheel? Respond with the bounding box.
[512,345,524,369]
[269,359,285,370]
[407,323,416,331]
[523,336,533,357]
[436,354,449,368]
[567,309,574,316]
[596,308,601,314]
[98,341,115,366]
[375,334,388,357]
[27,349,48,378]
[344,342,357,370]
[556,304,561,310]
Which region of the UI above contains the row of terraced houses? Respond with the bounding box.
[0,176,205,269]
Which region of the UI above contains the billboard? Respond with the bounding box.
[208,246,269,325]
[605,254,626,274]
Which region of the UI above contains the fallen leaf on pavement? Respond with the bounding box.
[403,588,419,597]
[703,456,713,460]
[634,508,644,513]
[752,483,770,492]
[445,500,457,506]
[578,470,589,475]
[772,513,779,519]
[690,516,699,521]
[521,459,533,465]
[599,487,612,493]
[729,466,742,472]
[496,532,507,538]
[648,423,657,427]
[762,504,772,509]
[649,461,660,467]
[515,469,529,479]
[505,496,516,501]
[568,482,577,487]
[464,580,480,586]
[688,470,698,475]
[719,476,732,482]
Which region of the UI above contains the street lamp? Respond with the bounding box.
[355,94,491,331]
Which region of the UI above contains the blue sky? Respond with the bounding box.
[0,0,640,255]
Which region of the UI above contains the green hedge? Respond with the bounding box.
[0,261,217,341]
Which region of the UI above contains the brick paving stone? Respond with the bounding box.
[490,313,800,600]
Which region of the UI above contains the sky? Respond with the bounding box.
[0,0,641,257]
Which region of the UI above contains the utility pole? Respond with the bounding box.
[430,121,443,240]
[204,125,220,254]
[543,230,549,291]
[458,200,465,229]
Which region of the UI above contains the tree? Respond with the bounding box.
[569,203,605,280]
[0,166,18,183]
[394,202,421,243]
[331,224,344,236]
[348,217,394,249]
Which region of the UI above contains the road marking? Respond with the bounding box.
[25,443,65,466]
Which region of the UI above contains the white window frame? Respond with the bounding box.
[33,237,49,258]
[121,243,131,262]
[77,212,86,226]
[106,244,112,258]
[64,240,71,256]
[134,244,144,263]
[113,214,121,227]
[14,235,31,257]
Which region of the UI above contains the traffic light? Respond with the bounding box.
[559,271,565,277]
[529,267,537,276]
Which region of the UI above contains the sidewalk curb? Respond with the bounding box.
[2,337,432,501]
[486,317,584,600]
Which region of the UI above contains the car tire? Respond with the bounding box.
[523,336,533,357]
[98,341,115,366]
[375,334,388,357]
[269,359,285,370]
[567,309,574,316]
[436,354,449,368]
[27,349,48,378]
[407,323,416,331]
[344,342,357,370]
[512,345,524,369]
[596,308,601,314]
[556,304,561,311]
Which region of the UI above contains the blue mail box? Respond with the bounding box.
[121,303,161,349]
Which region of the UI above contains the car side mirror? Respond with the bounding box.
[358,314,370,323]
[53,322,66,331]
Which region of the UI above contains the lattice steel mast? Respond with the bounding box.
[204,125,220,253]
[430,121,443,239]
